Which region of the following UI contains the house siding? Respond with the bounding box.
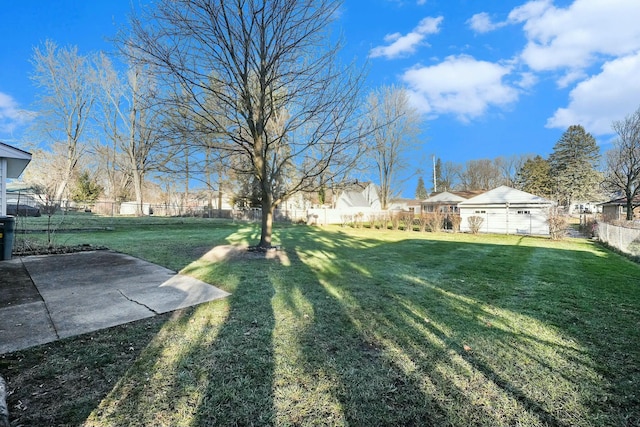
[460,205,549,235]
[0,158,6,216]
[457,186,553,236]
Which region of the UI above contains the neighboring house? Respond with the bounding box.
[458,185,554,235]
[569,201,601,214]
[421,190,485,214]
[335,183,381,211]
[308,182,381,225]
[387,198,423,214]
[600,196,640,221]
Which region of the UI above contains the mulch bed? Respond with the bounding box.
[11,244,108,257]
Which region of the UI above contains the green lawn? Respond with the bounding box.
[3,218,640,426]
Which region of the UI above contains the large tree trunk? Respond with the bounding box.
[626,189,634,220]
[132,168,144,216]
[259,191,274,249]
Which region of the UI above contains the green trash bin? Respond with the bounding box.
[0,216,16,261]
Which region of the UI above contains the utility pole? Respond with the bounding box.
[432,155,437,193]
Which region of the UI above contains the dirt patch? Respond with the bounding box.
[200,245,290,264]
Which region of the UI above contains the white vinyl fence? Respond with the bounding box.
[597,221,640,257]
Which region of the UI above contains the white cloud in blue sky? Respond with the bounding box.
[467,12,507,34]
[369,16,443,59]
[402,55,518,122]
[516,0,640,72]
[371,0,640,136]
[0,92,34,136]
[547,51,640,134]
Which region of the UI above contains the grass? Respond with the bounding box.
[2,217,640,426]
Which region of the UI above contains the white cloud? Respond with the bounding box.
[467,12,506,34]
[512,0,640,72]
[0,92,34,135]
[508,0,553,24]
[555,70,587,89]
[547,51,640,134]
[401,55,518,121]
[516,72,538,89]
[369,16,443,59]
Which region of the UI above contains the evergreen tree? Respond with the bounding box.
[71,171,103,203]
[549,125,601,209]
[415,176,428,199]
[515,155,553,197]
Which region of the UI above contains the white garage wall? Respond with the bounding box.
[460,205,550,235]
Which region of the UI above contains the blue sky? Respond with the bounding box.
[2,0,639,195]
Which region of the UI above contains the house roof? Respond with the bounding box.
[600,195,640,206]
[458,185,553,206]
[389,198,422,206]
[0,142,32,178]
[338,191,371,208]
[423,191,471,204]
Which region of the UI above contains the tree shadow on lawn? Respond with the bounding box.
[282,231,557,425]
[0,314,172,426]
[67,243,278,426]
[286,229,640,426]
[21,225,638,426]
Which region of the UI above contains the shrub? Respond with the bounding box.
[354,212,365,228]
[449,214,462,233]
[378,213,390,230]
[416,213,429,232]
[468,216,484,234]
[390,212,401,230]
[401,213,415,232]
[368,213,378,229]
[579,216,597,237]
[425,211,444,232]
[546,206,568,240]
[340,214,353,228]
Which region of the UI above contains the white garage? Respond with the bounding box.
[458,186,553,236]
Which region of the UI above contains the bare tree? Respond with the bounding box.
[459,159,502,191]
[124,0,366,248]
[30,40,97,203]
[366,85,422,209]
[439,160,462,192]
[97,54,169,215]
[495,154,532,187]
[606,107,640,220]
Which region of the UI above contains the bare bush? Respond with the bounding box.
[340,214,353,228]
[426,211,444,232]
[546,206,568,240]
[390,212,401,230]
[416,213,429,232]
[379,213,390,230]
[449,214,462,233]
[468,216,484,234]
[401,213,415,232]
